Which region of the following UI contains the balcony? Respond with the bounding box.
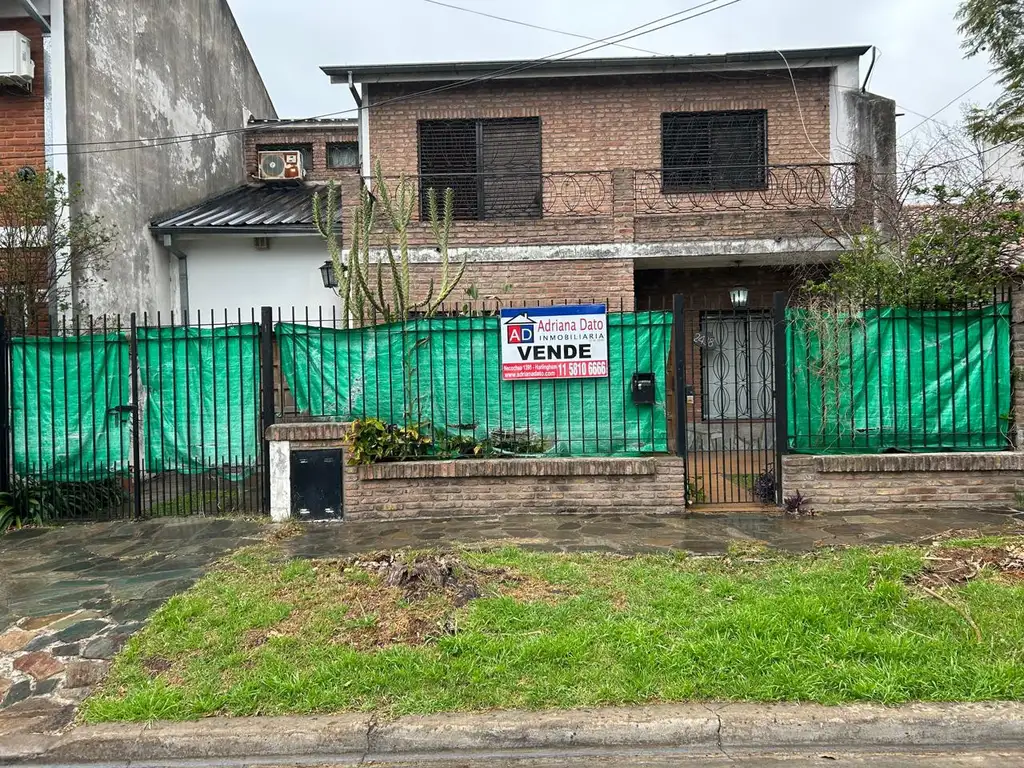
[372,163,865,248]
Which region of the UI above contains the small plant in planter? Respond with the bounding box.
[345,418,433,465]
[752,467,776,505]
[783,490,815,517]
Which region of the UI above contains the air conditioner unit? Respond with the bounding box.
[258,150,304,181]
[0,31,34,90]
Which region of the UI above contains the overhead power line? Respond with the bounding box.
[898,71,996,138]
[421,0,662,56]
[41,0,748,158]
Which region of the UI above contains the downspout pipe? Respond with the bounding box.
[161,234,189,317]
[349,71,371,185]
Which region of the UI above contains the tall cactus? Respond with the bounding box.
[330,161,466,324]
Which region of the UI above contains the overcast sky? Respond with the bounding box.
[229,0,998,142]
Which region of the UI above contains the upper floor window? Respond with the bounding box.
[257,143,314,172]
[661,110,767,193]
[418,117,541,220]
[327,142,359,169]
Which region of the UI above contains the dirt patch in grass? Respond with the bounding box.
[141,656,172,676]
[914,544,1024,588]
[254,551,572,652]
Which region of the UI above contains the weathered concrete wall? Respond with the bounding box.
[64,0,276,315]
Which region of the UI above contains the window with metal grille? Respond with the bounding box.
[418,118,541,220]
[257,143,314,172]
[661,110,767,193]
[699,311,774,420]
[326,142,359,169]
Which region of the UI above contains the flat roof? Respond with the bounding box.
[324,46,870,85]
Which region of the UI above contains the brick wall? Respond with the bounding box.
[364,71,836,247]
[244,123,359,183]
[0,19,45,176]
[368,71,831,176]
[1012,282,1024,450]
[400,258,636,308]
[782,453,1024,512]
[343,457,687,520]
[266,423,687,520]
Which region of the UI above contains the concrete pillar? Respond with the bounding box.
[269,440,291,521]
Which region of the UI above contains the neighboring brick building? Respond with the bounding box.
[0,15,44,175]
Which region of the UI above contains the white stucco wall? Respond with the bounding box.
[180,235,341,318]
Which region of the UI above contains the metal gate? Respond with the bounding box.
[671,293,785,506]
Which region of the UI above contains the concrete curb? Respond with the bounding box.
[7,702,1024,764]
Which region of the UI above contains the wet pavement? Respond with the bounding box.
[0,507,1022,735]
[0,517,265,632]
[284,507,1024,559]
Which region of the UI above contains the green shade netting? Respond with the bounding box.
[12,334,131,480]
[277,312,672,455]
[137,324,261,474]
[787,303,1011,453]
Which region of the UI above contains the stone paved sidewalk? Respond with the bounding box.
[0,517,263,733]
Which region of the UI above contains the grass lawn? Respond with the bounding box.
[80,538,1024,723]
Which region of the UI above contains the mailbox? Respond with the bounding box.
[631,372,656,404]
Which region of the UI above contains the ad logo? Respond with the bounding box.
[504,312,535,344]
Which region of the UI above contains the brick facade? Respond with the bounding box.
[0,19,45,176]
[782,454,1024,512]
[402,258,636,308]
[368,71,831,176]
[362,71,850,248]
[243,121,359,183]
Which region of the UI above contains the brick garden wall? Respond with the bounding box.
[0,19,45,176]
[782,454,1024,512]
[267,422,688,520]
[344,456,687,520]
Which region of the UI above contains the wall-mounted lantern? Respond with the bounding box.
[730,287,749,309]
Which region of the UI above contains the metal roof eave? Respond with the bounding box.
[324,46,871,84]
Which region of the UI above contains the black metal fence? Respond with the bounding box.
[1,310,270,522]
[272,299,673,458]
[785,289,1013,453]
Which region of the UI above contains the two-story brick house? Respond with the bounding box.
[325,46,894,309]
[154,47,895,504]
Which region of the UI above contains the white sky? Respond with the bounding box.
[229,0,999,141]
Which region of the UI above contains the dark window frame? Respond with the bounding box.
[326,141,360,169]
[661,110,768,194]
[257,143,314,172]
[417,117,543,221]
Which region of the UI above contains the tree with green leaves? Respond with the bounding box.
[808,182,1024,306]
[958,0,1024,144]
[0,168,114,331]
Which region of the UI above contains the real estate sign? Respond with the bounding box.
[500,304,609,380]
